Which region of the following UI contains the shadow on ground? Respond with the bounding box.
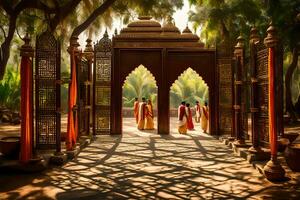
[1,118,300,199]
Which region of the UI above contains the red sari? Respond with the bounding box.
[186,107,194,130]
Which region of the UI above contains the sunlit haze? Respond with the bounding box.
[79,0,197,46]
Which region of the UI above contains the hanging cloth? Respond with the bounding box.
[66,50,78,151]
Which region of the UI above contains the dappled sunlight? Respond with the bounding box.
[1,118,299,199]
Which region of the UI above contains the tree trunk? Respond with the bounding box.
[0,0,82,80]
[0,15,17,80]
[285,47,299,122]
[70,0,117,39]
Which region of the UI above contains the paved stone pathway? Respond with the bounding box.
[1,118,300,199]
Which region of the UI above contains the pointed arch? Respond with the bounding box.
[170,67,209,108]
[122,64,158,134]
[122,65,158,107]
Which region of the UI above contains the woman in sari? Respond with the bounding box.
[201,102,209,133]
[186,103,194,130]
[145,99,154,130]
[178,101,187,134]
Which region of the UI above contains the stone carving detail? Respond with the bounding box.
[35,30,61,149]
[93,31,112,134]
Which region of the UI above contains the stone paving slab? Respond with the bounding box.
[0,118,300,199]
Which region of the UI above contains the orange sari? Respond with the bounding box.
[201,106,209,133]
[134,101,139,124]
[145,104,154,130]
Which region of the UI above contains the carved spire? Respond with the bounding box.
[264,21,278,48]
[20,33,34,57]
[182,25,192,34]
[235,35,245,49]
[94,29,112,52]
[250,27,260,43]
[104,29,109,38]
[84,38,93,53]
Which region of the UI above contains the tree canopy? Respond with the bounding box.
[0,0,184,80]
[1,0,300,118]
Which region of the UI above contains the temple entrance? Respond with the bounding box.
[169,68,209,134]
[122,65,158,135]
[111,17,220,135]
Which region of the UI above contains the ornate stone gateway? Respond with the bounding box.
[109,17,225,135]
[35,30,61,150]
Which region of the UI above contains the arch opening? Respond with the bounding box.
[169,67,209,135]
[122,65,158,135]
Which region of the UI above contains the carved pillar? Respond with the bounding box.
[83,39,93,136]
[20,34,34,161]
[233,36,245,145]
[263,22,285,181]
[248,27,263,154]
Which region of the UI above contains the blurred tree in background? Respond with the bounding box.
[0,67,20,110]
[189,0,300,120]
[122,65,157,108]
[170,68,208,108]
[122,66,208,109]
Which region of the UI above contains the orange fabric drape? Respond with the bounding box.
[66,51,78,151]
[134,101,139,124]
[268,47,277,156]
[20,56,33,162]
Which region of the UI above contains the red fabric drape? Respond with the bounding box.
[179,105,185,120]
[187,108,194,130]
[268,47,277,156]
[20,57,33,162]
[66,51,78,151]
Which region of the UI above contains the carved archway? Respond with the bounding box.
[111,17,221,135]
[169,67,210,133]
[122,65,158,134]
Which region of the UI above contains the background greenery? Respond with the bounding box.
[122,66,208,108]
[1,0,300,116]
[122,65,157,108]
[170,68,208,108]
[0,67,20,111]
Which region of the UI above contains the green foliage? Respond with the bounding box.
[170,68,208,108]
[122,66,208,108]
[0,67,20,110]
[122,65,157,107]
[291,59,300,104]
[189,0,266,46]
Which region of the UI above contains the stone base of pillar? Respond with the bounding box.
[227,137,235,141]
[66,148,80,159]
[19,158,47,172]
[248,146,263,154]
[233,139,246,147]
[247,147,270,162]
[263,159,286,181]
[50,153,67,165]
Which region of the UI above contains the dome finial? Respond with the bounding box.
[183,24,192,34]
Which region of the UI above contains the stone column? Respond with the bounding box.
[248,27,263,155]
[263,22,285,181]
[233,36,245,145]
